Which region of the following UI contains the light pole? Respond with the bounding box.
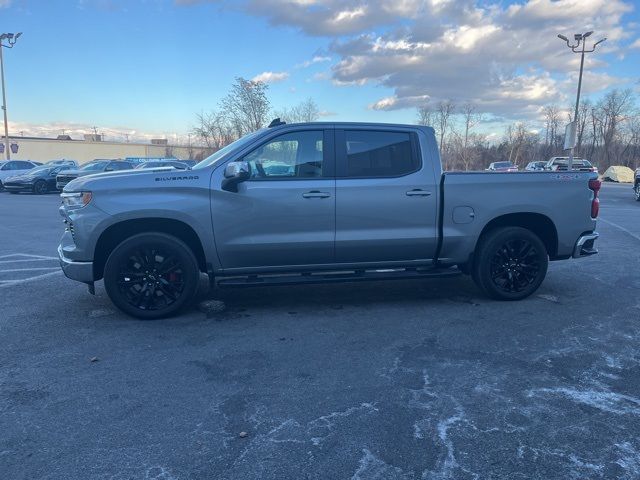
[557,31,605,170]
[0,32,22,161]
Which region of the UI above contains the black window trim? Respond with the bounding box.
[335,128,422,179]
[242,128,335,182]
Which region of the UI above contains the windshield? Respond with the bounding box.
[495,162,512,168]
[192,130,266,170]
[81,161,109,171]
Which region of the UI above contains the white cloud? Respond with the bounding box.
[251,71,290,83]
[0,0,11,7]
[8,120,185,144]
[296,55,332,68]
[181,0,636,121]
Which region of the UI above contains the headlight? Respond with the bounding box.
[61,191,92,208]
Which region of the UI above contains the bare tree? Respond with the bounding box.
[435,100,455,164]
[274,98,321,123]
[460,102,483,170]
[543,105,561,155]
[416,104,434,126]
[192,110,235,151]
[597,89,635,166]
[222,77,271,136]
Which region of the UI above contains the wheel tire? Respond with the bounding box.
[472,227,548,301]
[634,183,640,201]
[0,180,4,191]
[103,233,200,319]
[33,180,48,195]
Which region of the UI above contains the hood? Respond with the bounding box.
[5,173,34,182]
[58,169,91,177]
[63,167,198,192]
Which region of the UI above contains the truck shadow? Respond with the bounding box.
[202,276,482,312]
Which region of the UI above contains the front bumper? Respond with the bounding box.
[3,182,34,192]
[573,232,599,258]
[58,243,94,283]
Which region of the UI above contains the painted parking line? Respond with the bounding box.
[0,253,58,260]
[599,217,640,243]
[0,271,62,288]
[0,253,62,288]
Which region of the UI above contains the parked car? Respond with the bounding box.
[525,161,546,171]
[0,160,39,190]
[58,121,600,319]
[486,161,519,172]
[56,160,134,190]
[134,160,189,170]
[46,159,79,168]
[3,164,74,194]
[545,157,597,172]
[634,168,640,201]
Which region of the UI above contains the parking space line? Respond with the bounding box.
[0,258,59,264]
[0,271,62,288]
[0,253,58,260]
[599,217,640,243]
[0,267,60,273]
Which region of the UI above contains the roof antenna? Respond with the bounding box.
[268,118,286,128]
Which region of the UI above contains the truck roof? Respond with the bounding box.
[267,121,436,134]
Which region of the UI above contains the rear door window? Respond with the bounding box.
[340,130,418,178]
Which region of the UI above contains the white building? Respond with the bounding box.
[2,135,210,164]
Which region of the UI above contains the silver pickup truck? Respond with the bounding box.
[58,122,600,319]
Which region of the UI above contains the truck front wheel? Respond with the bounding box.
[473,227,548,301]
[103,233,199,319]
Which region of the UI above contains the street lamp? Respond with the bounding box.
[0,32,22,161]
[557,31,606,170]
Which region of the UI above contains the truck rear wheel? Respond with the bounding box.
[103,233,199,319]
[473,227,548,301]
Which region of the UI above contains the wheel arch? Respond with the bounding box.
[476,212,559,259]
[93,218,207,280]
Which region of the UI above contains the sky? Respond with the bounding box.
[1,0,639,143]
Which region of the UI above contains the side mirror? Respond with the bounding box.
[222,161,250,192]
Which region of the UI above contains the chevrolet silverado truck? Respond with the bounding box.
[58,121,600,319]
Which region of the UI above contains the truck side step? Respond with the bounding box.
[216,267,461,288]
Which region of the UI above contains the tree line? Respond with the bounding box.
[192,78,639,172]
[417,89,639,171]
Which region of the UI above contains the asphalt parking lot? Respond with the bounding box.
[1,183,640,480]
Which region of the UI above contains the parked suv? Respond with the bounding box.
[545,157,597,172]
[56,160,133,190]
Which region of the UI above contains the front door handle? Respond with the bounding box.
[302,191,331,199]
[406,189,432,197]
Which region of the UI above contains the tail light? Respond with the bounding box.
[589,178,601,218]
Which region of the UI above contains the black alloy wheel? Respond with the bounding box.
[489,238,541,294]
[33,180,48,195]
[473,227,548,300]
[104,233,199,319]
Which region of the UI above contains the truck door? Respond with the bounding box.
[211,128,336,270]
[334,128,438,264]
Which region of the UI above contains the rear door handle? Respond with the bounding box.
[302,191,331,199]
[406,189,432,197]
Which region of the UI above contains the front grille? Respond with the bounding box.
[57,176,76,185]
